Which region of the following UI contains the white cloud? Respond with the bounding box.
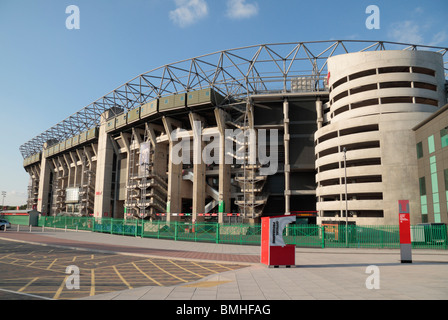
[226,0,259,20]
[429,30,448,46]
[169,0,208,28]
[389,21,424,44]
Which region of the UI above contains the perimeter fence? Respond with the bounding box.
[29,216,448,250]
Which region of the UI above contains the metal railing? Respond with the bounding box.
[34,216,448,250]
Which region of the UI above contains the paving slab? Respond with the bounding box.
[1,228,448,301]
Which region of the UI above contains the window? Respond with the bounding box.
[419,177,428,221]
[428,135,435,154]
[378,66,409,74]
[381,96,413,104]
[414,82,437,91]
[419,177,426,196]
[416,141,423,159]
[430,155,441,223]
[445,169,448,219]
[415,97,438,107]
[379,81,411,89]
[445,169,448,191]
[441,127,448,148]
[349,69,376,81]
[412,66,435,77]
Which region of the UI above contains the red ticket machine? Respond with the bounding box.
[261,215,296,267]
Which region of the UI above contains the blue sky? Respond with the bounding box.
[0,0,447,206]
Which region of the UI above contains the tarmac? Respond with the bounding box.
[1,227,448,300]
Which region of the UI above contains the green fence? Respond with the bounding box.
[36,216,448,250]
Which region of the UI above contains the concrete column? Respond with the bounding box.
[93,111,115,218]
[215,108,231,223]
[189,112,206,222]
[37,143,52,216]
[163,116,183,222]
[283,99,291,215]
[316,99,323,129]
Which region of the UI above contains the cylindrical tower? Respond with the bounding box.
[315,50,446,225]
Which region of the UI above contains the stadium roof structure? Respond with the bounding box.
[19,40,448,158]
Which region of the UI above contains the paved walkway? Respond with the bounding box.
[1,228,448,300]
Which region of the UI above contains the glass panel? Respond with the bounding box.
[431,173,439,193]
[431,163,437,174]
[428,135,435,154]
[420,195,427,205]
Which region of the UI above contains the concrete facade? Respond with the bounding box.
[24,88,324,223]
[315,50,447,225]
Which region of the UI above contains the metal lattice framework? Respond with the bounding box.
[20,40,448,158]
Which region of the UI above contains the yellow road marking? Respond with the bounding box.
[168,260,204,278]
[53,275,69,299]
[131,262,163,286]
[18,277,40,292]
[46,258,58,270]
[191,261,219,274]
[112,266,133,289]
[146,259,188,283]
[0,259,65,274]
[216,264,236,271]
[183,280,232,288]
[90,269,95,296]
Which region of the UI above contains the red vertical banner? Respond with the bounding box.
[398,200,412,263]
[260,217,270,265]
[398,200,411,244]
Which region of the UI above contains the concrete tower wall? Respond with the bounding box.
[315,50,446,225]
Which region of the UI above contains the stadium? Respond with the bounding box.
[20,40,448,226]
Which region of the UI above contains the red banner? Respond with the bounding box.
[398,200,411,244]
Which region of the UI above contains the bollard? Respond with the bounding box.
[65,226,67,232]
[42,225,45,232]
[29,225,32,232]
[17,225,20,232]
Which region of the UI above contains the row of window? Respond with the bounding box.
[319,175,382,187]
[317,140,380,159]
[332,81,437,105]
[318,158,382,173]
[330,96,439,118]
[416,127,448,158]
[321,210,384,218]
[316,124,379,145]
[330,66,436,92]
